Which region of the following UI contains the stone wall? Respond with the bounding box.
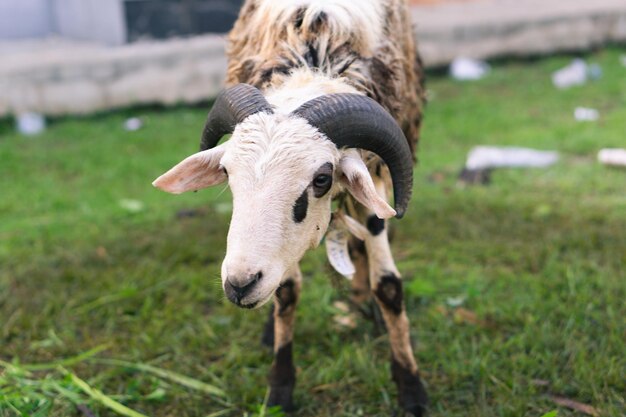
[0,36,227,116]
[413,0,626,67]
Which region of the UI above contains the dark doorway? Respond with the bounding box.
[124,0,244,42]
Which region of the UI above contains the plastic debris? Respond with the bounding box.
[446,296,466,308]
[459,146,560,185]
[598,148,626,168]
[118,199,144,213]
[214,202,233,214]
[465,146,559,171]
[574,107,599,122]
[450,57,490,81]
[16,112,46,136]
[552,59,587,88]
[552,59,602,89]
[124,117,143,131]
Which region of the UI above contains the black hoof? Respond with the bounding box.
[268,385,295,413]
[392,359,428,417]
[268,343,296,412]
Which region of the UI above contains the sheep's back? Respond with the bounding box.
[226,0,425,158]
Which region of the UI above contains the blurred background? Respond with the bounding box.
[0,1,625,417]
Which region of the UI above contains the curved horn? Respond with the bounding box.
[291,94,413,218]
[200,84,273,151]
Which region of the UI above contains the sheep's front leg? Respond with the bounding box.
[366,223,428,416]
[363,181,428,416]
[267,267,301,411]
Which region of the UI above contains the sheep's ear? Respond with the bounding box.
[338,152,396,219]
[152,144,227,194]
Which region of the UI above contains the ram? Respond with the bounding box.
[153,0,427,415]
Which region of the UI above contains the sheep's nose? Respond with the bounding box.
[225,271,263,305]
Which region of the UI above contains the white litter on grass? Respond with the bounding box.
[552,59,603,89]
[119,199,144,213]
[450,57,490,81]
[16,112,46,136]
[214,202,233,214]
[552,59,587,88]
[446,296,466,308]
[466,146,560,170]
[574,107,599,122]
[598,148,626,167]
[124,117,143,131]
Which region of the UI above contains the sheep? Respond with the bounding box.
[152,0,427,415]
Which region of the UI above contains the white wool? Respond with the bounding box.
[254,0,384,54]
[265,68,361,114]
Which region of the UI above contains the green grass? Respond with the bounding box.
[1,48,625,417]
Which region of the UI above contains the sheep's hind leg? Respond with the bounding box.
[348,236,370,305]
[267,267,301,412]
[261,305,274,348]
[346,235,387,331]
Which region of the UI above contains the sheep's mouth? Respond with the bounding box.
[238,301,258,309]
[234,291,274,310]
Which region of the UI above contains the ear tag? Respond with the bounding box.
[326,219,356,280]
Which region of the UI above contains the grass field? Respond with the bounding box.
[1,48,625,417]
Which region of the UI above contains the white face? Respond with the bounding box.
[218,114,340,308]
[153,113,396,309]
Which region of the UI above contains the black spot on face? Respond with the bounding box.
[391,357,429,417]
[367,215,385,236]
[292,189,308,223]
[275,280,297,316]
[312,162,333,198]
[268,342,296,411]
[374,274,403,315]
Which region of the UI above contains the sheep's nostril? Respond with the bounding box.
[226,271,263,303]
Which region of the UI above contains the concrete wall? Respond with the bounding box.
[0,0,54,40]
[54,0,126,45]
[0,0,126,45]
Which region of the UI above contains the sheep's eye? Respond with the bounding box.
[312,162,334,198]
[313,174,331,189]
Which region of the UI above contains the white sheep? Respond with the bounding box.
[153,0,427,414]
